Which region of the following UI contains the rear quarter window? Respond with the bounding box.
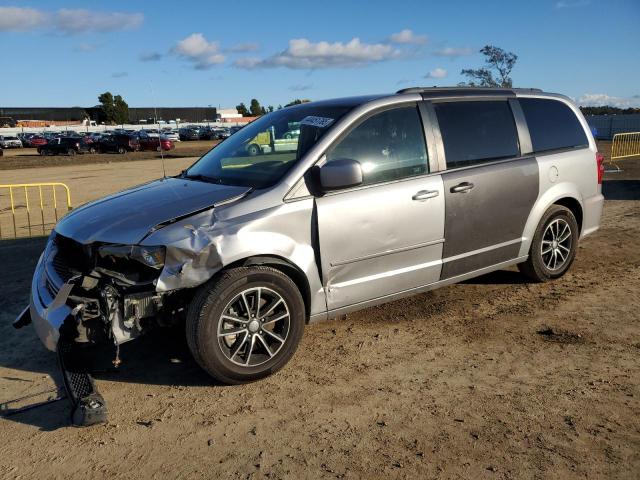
[519,98,588,153]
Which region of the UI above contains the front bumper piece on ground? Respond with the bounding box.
[14,306,108,427]
[14,257,108,427]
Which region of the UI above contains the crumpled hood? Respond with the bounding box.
[55,177,251,245]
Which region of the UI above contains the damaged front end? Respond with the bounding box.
[29,232,186,357]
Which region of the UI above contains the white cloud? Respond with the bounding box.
[555,0,590,8]
[577,93,640,108]
[425,67,447,79]
[54,9,143,33]
[0,7,45,31]
[234,37,400,70]
[227,42,260,53]
[0,7,143,33]
[172,33,225,69]
[433,47,474,57]
[389,29,428,45]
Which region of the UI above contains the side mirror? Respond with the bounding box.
[319,158,363,191]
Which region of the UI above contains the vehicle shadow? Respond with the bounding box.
[602,180,640,200]
[462,268,528,285]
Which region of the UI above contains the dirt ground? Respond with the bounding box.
[0,146,638,479]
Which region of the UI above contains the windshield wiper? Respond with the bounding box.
[181,173,223,184]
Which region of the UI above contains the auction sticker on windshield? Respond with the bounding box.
[300,116,334,128]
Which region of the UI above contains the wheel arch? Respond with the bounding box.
[519,183,584,257]
[553,197,583,233]
[226,255,312,320]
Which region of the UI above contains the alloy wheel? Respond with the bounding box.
[541,218,572,271]
[217,287,290,367]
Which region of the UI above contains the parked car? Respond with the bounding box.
[179,127,200,141]
[139,129,160,138]
[37,136,95,156]
[18,87,604,396]
[139,136,175,151]
[282,126,300,139]
[213,127,231,139]
[161,130,180,142]
[0,135,23,148]
[97,134,139,153]
[28,135,48,147]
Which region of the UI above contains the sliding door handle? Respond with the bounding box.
[450,182,474,193]
[412,190,439,201]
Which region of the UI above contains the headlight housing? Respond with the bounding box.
[98,244,166,270]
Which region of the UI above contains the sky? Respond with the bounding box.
[1,0,639,109]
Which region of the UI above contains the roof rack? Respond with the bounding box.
[396,86,543,96]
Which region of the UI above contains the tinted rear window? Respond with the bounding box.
[434,101,520,169]
[519,98,588,153]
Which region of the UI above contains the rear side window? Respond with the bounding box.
[434,101,519,169]
[519,98,588,153]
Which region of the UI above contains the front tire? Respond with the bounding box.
[518,205,579,282]
[247,144,260,156]
[186,266,305,384]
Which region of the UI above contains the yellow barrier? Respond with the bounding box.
[0,183,72,239]
[608,132,640,171]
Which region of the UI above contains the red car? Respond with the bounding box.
[138,136,175,151]
[29,136,48,147]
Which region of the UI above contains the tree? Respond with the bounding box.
[98,91,129,124]
[284,99,311,107]
[98,92,115,124]
[580,105,640,115]
[267,105,274,113]
[236,102,249,116]
[113,95,129,124]
[461,45,518,88]
[249,98,263,116]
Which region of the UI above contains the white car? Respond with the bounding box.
[0,135,23,148]
[161,130,180,142]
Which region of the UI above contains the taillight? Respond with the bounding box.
[596,152,605,184]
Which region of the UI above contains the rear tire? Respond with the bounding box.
[186,266,305,384]
[67,148,76,156]
[117,146,126,154]
[518,205,579,282]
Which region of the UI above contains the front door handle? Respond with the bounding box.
[412,190,439,201]
[450,182,474,193]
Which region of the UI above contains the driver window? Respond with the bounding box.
[326,106,428,186]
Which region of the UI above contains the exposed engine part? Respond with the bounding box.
[123,292,163,329]
[101,285,142,345]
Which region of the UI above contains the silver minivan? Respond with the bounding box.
[19,87,605,386]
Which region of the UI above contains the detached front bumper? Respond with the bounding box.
[29,252,74,352]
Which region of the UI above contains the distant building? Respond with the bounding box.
[217,108,259,124]
[217,108,243,121]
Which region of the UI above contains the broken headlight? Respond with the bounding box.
[98,245,166,270]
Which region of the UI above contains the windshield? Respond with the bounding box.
[184,103,352,188]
